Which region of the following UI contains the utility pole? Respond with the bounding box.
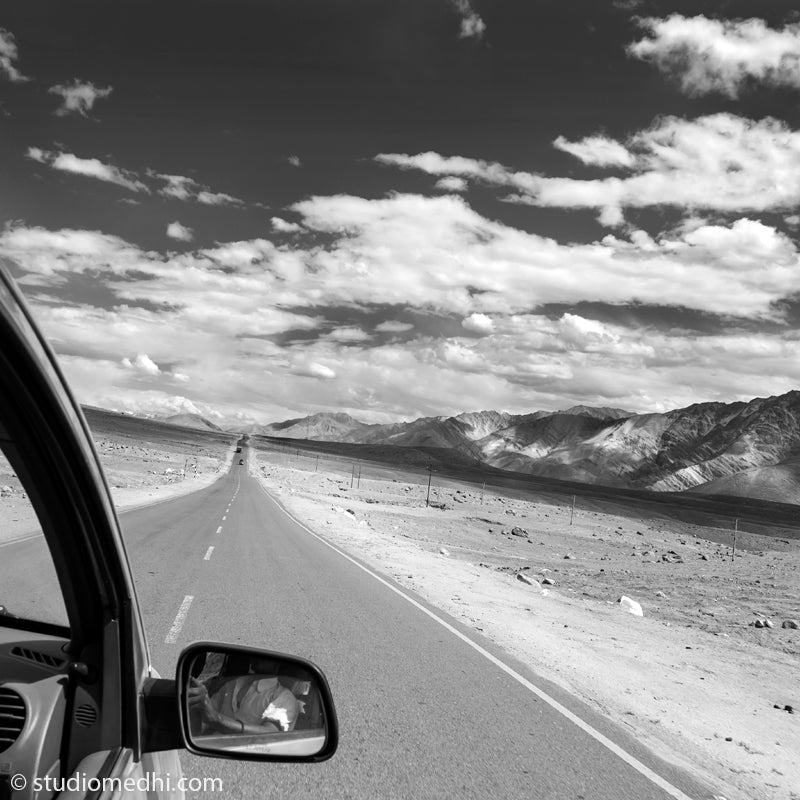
[480,480,485,505]
[350,462,355,488]
[315,454,319,472]
[425,464,433,507]
[570,495,576,526]
[357,462,362,489]
[732,517,738,562]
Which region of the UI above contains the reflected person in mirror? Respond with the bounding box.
[189,657,301,735]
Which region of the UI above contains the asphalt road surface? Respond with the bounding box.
[113,456,714,800]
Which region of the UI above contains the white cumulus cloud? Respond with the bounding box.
[462,313,494,335]
[0,28,30,83]
[451,0,486,40]
[629,15,800,97]
[271,216,302,233]
[122,353,161,376]
[48,79,113,116]
[166,221,194,242]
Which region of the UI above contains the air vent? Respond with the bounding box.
[0,688,26,752]
[10,647,65,669]
[74,703,98,728]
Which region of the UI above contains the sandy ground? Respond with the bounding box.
[0,432,235,543]
[251,449,800,800]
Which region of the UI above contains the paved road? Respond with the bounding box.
[117,456,709,800]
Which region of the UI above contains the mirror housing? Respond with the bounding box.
[176,642,338,762]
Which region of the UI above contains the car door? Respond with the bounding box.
[0,264,178,799]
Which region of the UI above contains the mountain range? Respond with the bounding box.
[230,392,800,502]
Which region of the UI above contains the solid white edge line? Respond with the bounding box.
[216,526,222,533]
[258,481,698,800]
[0,531,44,548]
[203,546,214,561]
[165,595,194,644]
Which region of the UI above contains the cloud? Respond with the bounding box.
[462,313,494,335]
[381,114,800,225]
[629,15,800,97]
[287,155,302,167]
[271,216,302,233]
[48,79,113,117]
[26,147,148,193]
[4,196,800,421]
[291,362,336,379]
[375,320,414,333]
[166,221,194,242]
[0,28,30,83]
[154,172,243,207]
[435,176,469,192]
[324,327,371,343]
[553,135,635,168]
[451,0,486,40]
[122,353,161,375]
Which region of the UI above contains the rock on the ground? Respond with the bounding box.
[439,547,450,556]
[618,596,644,616]
[510,526,528,537]
[782,619,799,629]
[516,573,542,590]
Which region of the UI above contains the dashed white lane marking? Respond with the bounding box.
[216,525,222,533]
[204,546,214,561]
[222,515,227,521]
[262,484,696,800]
[165,595,194,644]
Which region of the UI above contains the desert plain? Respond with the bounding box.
[249,442,800,800]
[2,413,799,800]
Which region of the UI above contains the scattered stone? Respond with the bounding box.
[439,547,450,556]
[655,591,667,598]
[563,553,573,560]
[345,508,355,516]
[786,705,795,714]
[510,526,528,537]
[516,573,542,590]
[618,596,644,617]
[542,577,554,586]
[782,619,799,629]
[764,619,774,629]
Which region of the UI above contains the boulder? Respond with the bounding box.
[516,573,542,590]
[510,526,528,537]
[618,596,644,616]
[782,619,799,629]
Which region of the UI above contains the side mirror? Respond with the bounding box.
[176,642,338,762]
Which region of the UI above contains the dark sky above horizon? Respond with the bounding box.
[2,0,800,424]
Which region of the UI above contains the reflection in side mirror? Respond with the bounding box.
[177,642,338,762]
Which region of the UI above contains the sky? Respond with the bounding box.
[2,0,800,426]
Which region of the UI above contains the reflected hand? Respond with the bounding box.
[188,677,215,720]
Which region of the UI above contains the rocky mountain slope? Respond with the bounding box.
[161,413,223,432]
[247,393,800,499]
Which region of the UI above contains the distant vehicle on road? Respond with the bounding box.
[235,447,242,453]
[239,458,244,465]
[0,261,338,799]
